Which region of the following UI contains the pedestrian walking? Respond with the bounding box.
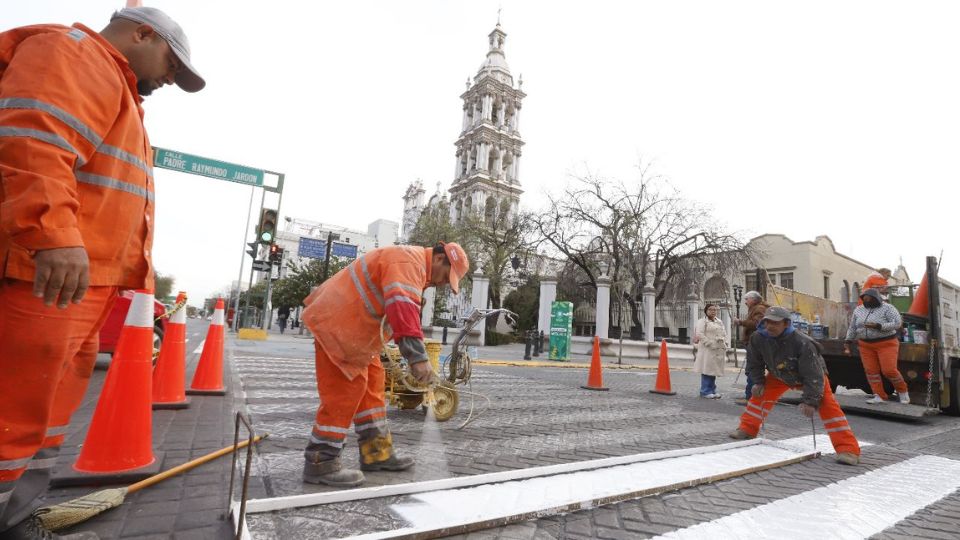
[845,288,909,404]
[733,291,769,405]
[693,304,728,399]
[299,242,469,487]
[729,307,861,466]
[0,7,203,538]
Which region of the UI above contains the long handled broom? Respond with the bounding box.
[36,433,268,531]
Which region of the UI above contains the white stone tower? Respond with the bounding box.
[400,179,426,242]
[449,22,525,224]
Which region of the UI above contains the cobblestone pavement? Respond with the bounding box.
[232,335,960,539]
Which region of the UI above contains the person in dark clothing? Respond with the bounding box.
[729,306,861,466]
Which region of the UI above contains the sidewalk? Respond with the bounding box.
[50,341,259,538]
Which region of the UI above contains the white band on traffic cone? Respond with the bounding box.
[212,307,224,326]
[126,291,155,328]
[171,304,186,324]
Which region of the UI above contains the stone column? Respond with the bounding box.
[513,154,520,182]
[462,106,469,130]
[596,275,611,339]
[421,287,436,328]
[720,305,731,340]
[514,106,521,130]
[687,293,701,343]
[471,268,490,344]
[538,277,558,332]
[642,281,656,342]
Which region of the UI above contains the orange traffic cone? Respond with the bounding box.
[581,336,609,391]
[55,290,163,486]
[188,298,226,395]
[153,291,190,409]
[908,272,930,317]
[649,339,676,395]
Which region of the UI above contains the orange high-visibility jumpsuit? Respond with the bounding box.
[0,24,154,528]
[302,245,432,460]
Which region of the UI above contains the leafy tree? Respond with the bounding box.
[154,272,175,301]
[270,256,350,310]
[407,199,460,248]
[502,276,540,332]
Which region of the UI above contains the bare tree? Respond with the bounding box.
[533,162,756,332]
[458,206,536,331]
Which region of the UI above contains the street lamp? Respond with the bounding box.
[732,284,744,319]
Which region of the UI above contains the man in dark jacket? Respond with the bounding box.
[733,291,769,405]
[729,306,861,466]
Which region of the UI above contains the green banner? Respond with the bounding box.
[153,147,264,187]
[549,301,573,361]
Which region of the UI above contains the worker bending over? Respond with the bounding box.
[730,306,861,466]
[299,242,469,486]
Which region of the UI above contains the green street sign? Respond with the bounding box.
[153,147,264,187]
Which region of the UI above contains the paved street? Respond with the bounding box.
[48,323,960,539]
[232,330,960,539]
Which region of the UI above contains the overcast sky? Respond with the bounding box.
[7,1,957,303]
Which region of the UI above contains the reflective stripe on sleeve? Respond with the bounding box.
[98,144,152,177]
[0,98,102,147]
[75,172,154,202]
[385,296,419,307]
[0,126,83,164]
[384,282,423,299]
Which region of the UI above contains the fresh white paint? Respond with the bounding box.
[655,454,960,539]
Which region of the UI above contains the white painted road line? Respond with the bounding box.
[344,440,817,539]
[655,454,960,540]
[192,340,205,355]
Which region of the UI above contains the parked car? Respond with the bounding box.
[98,290,168,355]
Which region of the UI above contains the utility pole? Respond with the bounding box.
[322,231,341,281]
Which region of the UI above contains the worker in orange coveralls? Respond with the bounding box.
[300,242,470,487]
[730,306,861,466]
[0,7,203,539]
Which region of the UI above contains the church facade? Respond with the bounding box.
[400,21,526,242]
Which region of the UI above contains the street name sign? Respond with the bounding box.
[153,147,264,187]
[298,237,326,259]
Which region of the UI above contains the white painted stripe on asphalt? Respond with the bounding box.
[655,454,960,539]
[367,441,816,539]
[192,340,205,355]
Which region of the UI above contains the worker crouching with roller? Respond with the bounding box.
[729,307,861,466]
[299,242,469,487]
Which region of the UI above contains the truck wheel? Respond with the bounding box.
[945,368,960,416]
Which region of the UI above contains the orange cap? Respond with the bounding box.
[444,242,469,294]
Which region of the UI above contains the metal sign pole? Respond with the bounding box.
[233,185,256,332]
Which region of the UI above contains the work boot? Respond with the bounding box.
[2,514,99,540]
[302,456,364,487]
[835,452,860,466]
[359,434,415,472]
[728,428,755,440]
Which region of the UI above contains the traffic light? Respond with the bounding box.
[246,241,259,259]
[269,244,284,264]
[256,208,278,245]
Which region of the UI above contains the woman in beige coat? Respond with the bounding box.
[693,304,729,398]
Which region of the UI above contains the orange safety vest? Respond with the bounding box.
[303,245,431,379]
[0,24,154,289]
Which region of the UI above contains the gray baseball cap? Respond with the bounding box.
[762,306,792,322]
[111,7,205,92]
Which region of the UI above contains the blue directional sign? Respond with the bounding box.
[331,242,358,259]
[298,237,326,259]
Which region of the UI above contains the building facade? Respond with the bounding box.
[448,22,525,224]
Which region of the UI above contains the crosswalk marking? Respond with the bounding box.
[192,340,205,355]
[655,454,960,539]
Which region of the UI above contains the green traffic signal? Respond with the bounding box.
[257,208,278,245]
